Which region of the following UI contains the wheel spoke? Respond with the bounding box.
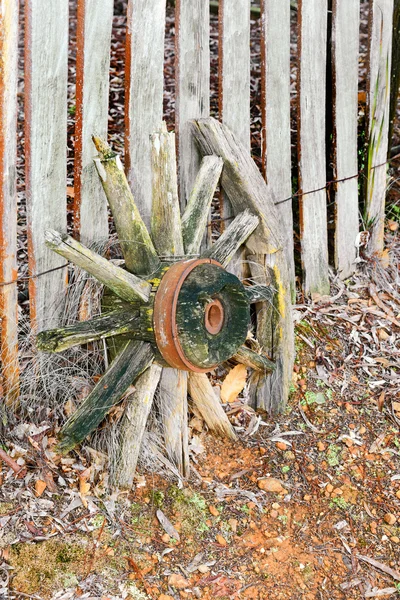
[232,345,275,373]
[57,340,154,453]
[92,136,160,276]
[45,230,151,303]
[181,155,223,255]
[36,309,140,353]
[201,209,259,267]
[150,122,184,257]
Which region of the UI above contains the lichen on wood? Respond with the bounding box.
[181,155,223,255]
[45,230,151,303]
[57,340,154,454]
[92,136,160,276]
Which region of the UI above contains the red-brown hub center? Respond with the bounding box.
[204,299,224,334]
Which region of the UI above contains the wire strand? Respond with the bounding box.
[0,153,398,289]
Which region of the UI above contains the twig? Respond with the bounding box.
[0,448,27,478]
[356,554,400,581]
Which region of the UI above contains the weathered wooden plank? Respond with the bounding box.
[233,345,275,373]
[190,118,294,414]
[202,209,259,267]
[175,0,210,210]
[181,155,223,255]
[36,310,140,353]
[261,0,295,294]
[45,230,151,303]
[93,137,160,277]
[58,340,154,453]
[150,122,184,256]
[74,0,113,245]
[0,0,19,406]
[125,0,166,228]
[297,0,330,296]
[218,0,250,274]
[218,0,250,149]
[150,123,189,477]
[158,368,189,477]
[366,0,394,254]
[25,0,68,329]
[188,373,236,440]
[332,0,360,278]
[115,363,162,488]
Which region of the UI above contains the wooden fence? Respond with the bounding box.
[0,0,395,404]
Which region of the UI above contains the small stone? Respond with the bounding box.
[216,534,227,546]
[276,442,287,451]
[271,502,280,510]
[161,533,170,544]
[317,442,326,452]
[326,483,334,494]
[168,574,189,589]
[198,564,210,573]
[209,505,219,517]
[270,510,279,518]
[258,477,284,493]
[384,513,397,525]
[228,518,238,532]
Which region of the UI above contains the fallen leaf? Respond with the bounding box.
[221,364,247,403]
[35,479,47,497]
[156,509,180,541]
[168,573,188,589]
[79,467,91,507]
[377,391,385,412]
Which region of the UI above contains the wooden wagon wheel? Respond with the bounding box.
[36,118,293,487]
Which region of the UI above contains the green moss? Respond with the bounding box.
[9,539,86,597]
[169,486,208,535]
[0,502,14,515]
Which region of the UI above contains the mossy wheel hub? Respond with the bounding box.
[154,258,250,372]
[35,128,278,472]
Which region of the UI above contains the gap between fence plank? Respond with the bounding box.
[74,0,113,246]
[0,0,20,406]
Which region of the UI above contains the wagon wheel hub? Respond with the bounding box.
[153,258,250,372]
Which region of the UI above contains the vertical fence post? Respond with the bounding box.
[218,0,250,273]
[25,0,68,331]
[261,0,295,296]
[74,0,113,246]
[366,0,394,255]
[332,0,360,279]
[0,0,19,405]
[125,0,166,228]
[298,0,330,296]
[175,0,210,210]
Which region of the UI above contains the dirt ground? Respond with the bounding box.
[1,233,399,599]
